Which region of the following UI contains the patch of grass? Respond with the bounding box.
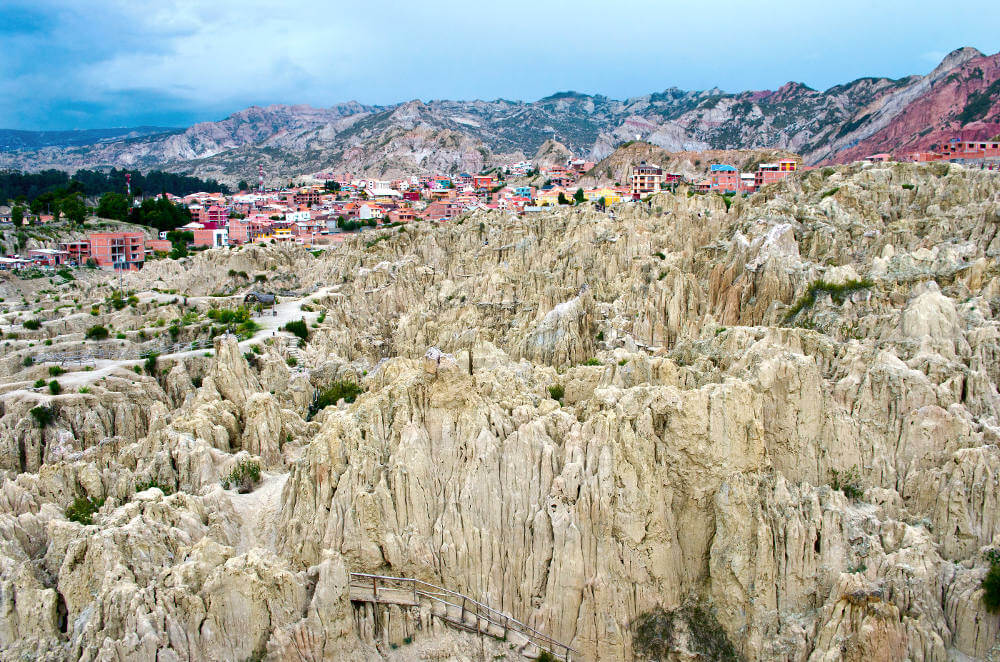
[222,458,262,493]
[283,319,309,341]
[583,358,601,366]
[308,380,362,419]
[286,356,298,367]
[831,466,864,500]
[65,495,105,525]
[135,478,173,495]
[783,278,875,323]
[548,384,565,402]
[30,405,54,427]
[78,386,90,394]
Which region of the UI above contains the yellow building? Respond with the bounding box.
[535,188,565,206]
[584,187,620,205]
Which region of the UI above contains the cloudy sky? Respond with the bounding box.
[3,0,999,131]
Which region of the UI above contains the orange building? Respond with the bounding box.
[88,232,145,269]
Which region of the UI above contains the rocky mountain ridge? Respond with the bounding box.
[2,48,1000,184]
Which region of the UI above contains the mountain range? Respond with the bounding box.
[2,47,999,184]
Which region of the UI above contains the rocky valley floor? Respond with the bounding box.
[1,161,999,661]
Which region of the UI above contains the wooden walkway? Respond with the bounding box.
[349,572,580,661]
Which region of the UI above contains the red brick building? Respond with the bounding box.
[58,240,91,264]
[88,232,145,269]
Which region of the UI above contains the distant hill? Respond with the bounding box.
[2,47,999,182]
[0,126,176,151]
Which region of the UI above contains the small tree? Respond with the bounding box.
[96,193,130,221]
[238,179,249,191]
[574,187,586,204]
[61,195,87,225]
[85,325,109,340]
[11,206,24,226]
[557,192,570,205]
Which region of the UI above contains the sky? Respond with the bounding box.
[2,0,1000,131]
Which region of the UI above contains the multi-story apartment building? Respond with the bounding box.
[88,232,145,269]
[630,162,663,198]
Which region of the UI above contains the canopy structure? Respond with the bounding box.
[244,291,276,306]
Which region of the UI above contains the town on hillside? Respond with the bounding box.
[1,135,998,272]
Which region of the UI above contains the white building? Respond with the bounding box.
[286,210,311,223]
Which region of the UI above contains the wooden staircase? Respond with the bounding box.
[349,572,580,661]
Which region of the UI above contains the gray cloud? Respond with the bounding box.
[3,0,1000,130]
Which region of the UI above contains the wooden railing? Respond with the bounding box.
[349,572,580,661]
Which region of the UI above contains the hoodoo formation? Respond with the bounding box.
[0,160,998,660]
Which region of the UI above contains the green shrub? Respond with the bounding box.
[583,358,601,366]
[632,604,739,662]
[85,325,109,340]
[283,319,309,341]
[48,365,64,376]
[223,459,262,493]
[981,549,1000,613]
[596,330,604,341]
[144,353,159,375]
[901,183,915,190]
[30,405,54,427]
[135,478,173,495]
[309,380,362,419]
[286,356,298,367]
[820,187,840,199]
[65,495,105,525]
[537,652,556,662]
[57,268,74,281]
[48,380,61,395]
[783,279,875,324]
[78,386,90,394]
[23,319,41,330]
[548,384,565,402]
[831,466,864,500]
[22,355,34,367]
[34,379,46,388]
